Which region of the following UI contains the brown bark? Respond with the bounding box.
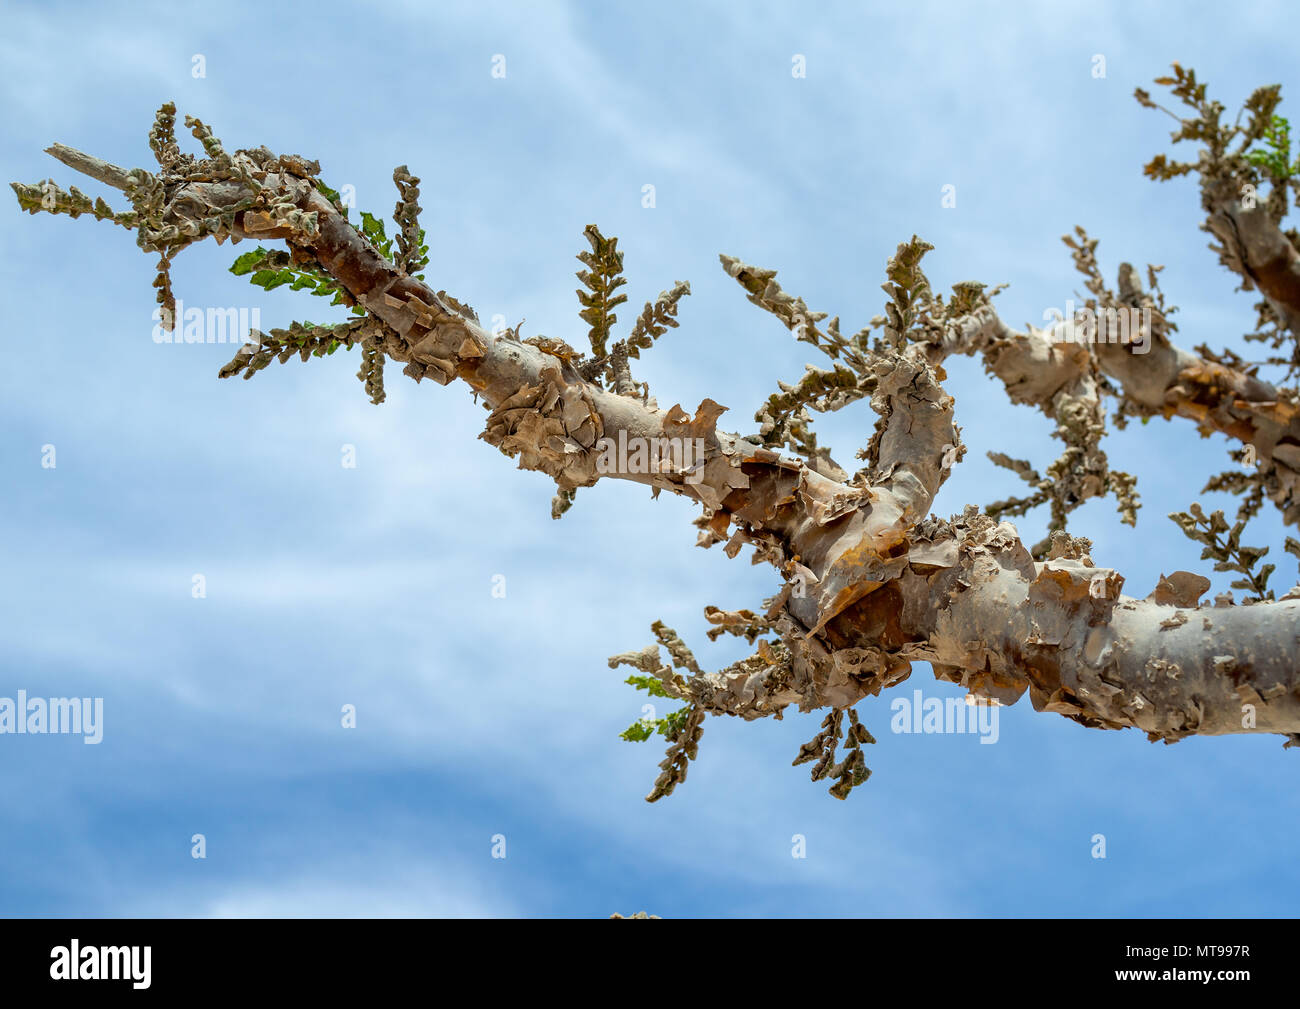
[14,135,1300,754]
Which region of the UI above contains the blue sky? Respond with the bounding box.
[2,0,1298,917]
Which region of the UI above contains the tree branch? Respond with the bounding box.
[14,117,1300,803]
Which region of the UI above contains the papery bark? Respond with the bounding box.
[22,142,1300,745]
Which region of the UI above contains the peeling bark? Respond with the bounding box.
[934,299,1300,528]
[13,111,1300,801]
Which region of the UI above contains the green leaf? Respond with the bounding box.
[230,247,269,276]
[620,720,655,743]
[360,210,388,241]
[657,707,691,739]
[263,269,295,292]
[624,674,673,699]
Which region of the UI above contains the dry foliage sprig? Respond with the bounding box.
[702,605,775,644]
[14,102,334,359]
[576,225,628,360]
[1203,464,1268,525]
[976,227,1145,555]
[646,705,704,803]
[722,237,1009,485]
[565,225,691,402]
[877,236,935,350]
[717,247,883,473]
[792,707,875,800]
[357,340,386,405]
[1138,64,1300,377]
[609,616,808,801]
[219,317,388,380]
[392,165,428,277]
[1170,502,1276,601]
[626,281,691,358]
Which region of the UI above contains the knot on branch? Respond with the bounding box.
[480,364,606,493]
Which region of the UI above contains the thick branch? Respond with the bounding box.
[45,143,134,191]
[19,139,1300,745]
[936,300,1300,525]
